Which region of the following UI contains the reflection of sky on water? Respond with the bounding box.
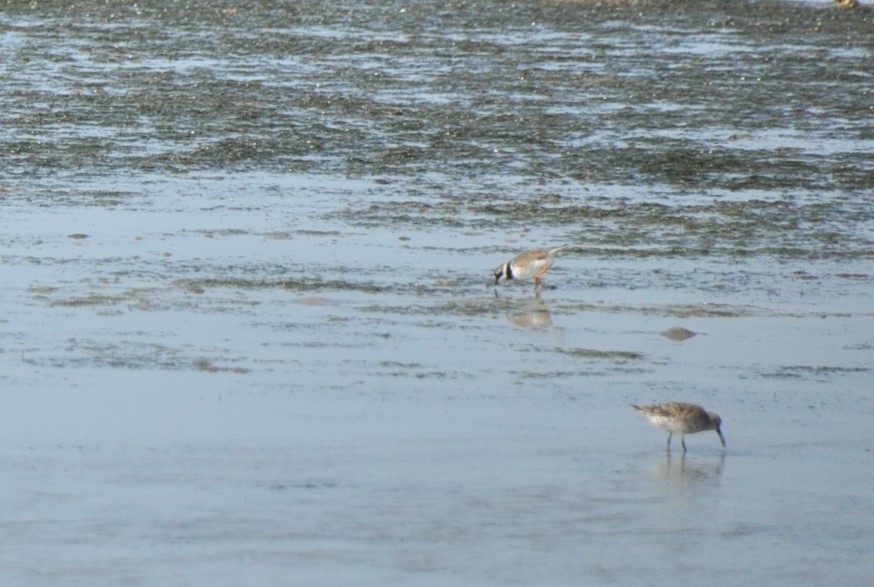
[1,1,872,584]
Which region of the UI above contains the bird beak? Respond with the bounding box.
[716,427,726,447]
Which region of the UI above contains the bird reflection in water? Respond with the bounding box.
[646,450,726,492]
[504,290,553,329]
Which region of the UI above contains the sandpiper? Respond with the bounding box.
[493,245,569,287]
[631,402,726,452]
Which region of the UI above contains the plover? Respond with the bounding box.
[631,402,726,452]
[493,245,569,287]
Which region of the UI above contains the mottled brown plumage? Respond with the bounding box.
[631,402,726,452]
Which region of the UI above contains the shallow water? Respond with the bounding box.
[1,0,873,585]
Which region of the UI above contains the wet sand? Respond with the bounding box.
[2,0,873,585]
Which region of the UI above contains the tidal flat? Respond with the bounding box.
[1,1,873,585]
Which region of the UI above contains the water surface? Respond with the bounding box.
[1,0,873,585]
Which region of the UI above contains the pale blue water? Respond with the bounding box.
[1,1,873,585]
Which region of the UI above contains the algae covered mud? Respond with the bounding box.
[1,1,873,585]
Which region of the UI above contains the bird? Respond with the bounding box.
[631,402,726,453]
[493,245,569,287]
[833,0,859,8]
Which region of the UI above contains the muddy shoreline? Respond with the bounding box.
[2,1,872,585]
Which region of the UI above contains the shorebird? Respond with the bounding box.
[493,245,569,287]
[631,402,726,452]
